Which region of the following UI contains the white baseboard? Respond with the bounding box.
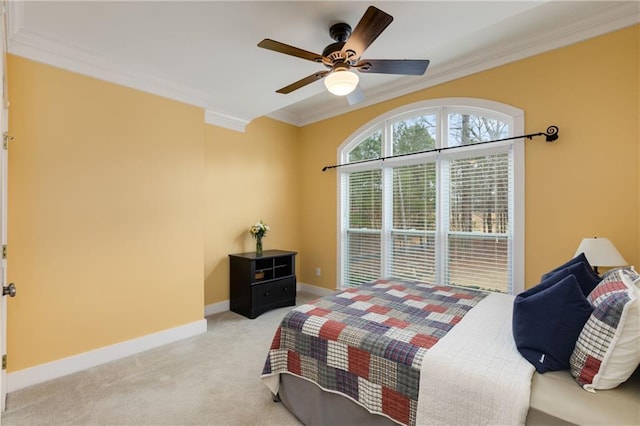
[7,319,207,392]
[297,281,336,297]
[8,283,335,393]
[204,299,229,317]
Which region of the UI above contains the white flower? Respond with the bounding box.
[249,220,270,239]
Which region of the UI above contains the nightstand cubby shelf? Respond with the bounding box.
[229,250,297,319]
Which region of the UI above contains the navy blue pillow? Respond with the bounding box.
[513,274,593,373]
[541,253,600,283]
[542,261,601,297]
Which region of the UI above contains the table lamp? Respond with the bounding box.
[575,237,627,274]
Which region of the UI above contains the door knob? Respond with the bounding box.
[3,283,16,297]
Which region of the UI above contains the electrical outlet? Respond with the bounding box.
[315,267,321,277]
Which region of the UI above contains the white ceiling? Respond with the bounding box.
[8,1,640,131]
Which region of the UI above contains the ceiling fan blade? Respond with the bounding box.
[341,6,393,60]
[356,59,430,75]
[276,71,330,94]
[347,85,365,106]
[258,39,324,63]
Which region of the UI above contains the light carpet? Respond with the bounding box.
[1,294,318,425]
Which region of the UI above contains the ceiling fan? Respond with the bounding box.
[257,5,430,104]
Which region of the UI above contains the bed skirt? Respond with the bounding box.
[277,368,640,426]
[279,373,396,426]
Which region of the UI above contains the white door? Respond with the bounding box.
[0,89,7,413]
[1,0,10,411]
[0,126,6,410]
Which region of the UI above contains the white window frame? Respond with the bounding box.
[336,98,525,294]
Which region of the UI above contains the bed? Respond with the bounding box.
[261,271,640,425]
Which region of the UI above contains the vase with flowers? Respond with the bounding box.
[249,220,270,256]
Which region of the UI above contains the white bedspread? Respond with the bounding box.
[416,292,534,426]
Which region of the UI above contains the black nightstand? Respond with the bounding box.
[228,250,297,319]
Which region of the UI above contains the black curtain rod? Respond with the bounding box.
[321,125,559,172]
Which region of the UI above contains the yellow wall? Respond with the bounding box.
[204,118,301,305]
[298,25,640,290]
[5,24,638,374]
[7,56,205,371]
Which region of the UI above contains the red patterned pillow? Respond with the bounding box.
[569,267,640,392]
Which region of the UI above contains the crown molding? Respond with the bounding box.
[204,109,250,133]
[8,2,254,133]
[7,1,639,129]
[10,24,252,133]
[10,26,209,107]
[265,108,301,127]
[6,0,23,39]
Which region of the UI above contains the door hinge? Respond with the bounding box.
[2,244,5,259]
[2,355,6,370]
[3,132,14,150]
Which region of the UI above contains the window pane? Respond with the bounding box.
[446,152,510,292]
[389,163,436,282]
[348,169,382,229]
[390,231,435,283]
[393,163,436,231]
[345,231,381,288]
[448,114,509,147]
[392,115,436,155]
[345,169,382,287]
[449,154,509,233]
[348,130,382,162]
[447,234,508,293]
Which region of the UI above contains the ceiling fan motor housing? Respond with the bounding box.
[322,42,345,62]
[322,22,353,64]
[329,23,352,42]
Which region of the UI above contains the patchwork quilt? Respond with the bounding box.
[261,279,488,425]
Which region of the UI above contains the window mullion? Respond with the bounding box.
[435,109,447,285]
[381,166,392,278]
[381,121,393,279]
[437,159,449,285]
[338,170,348,288]
[508,145,515,294]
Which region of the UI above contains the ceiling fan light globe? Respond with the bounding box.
[324,70,359,96]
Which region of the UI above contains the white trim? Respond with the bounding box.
[8,3,252,134]
[336,162,344,295]
[337,98,525,293]
[7,319,207,392]
[512,114,526,295]
[338,98,523,152]
[204,299,229,317]
[1,0,9,410]
[297,281,336,298]
[204,109,249,133]
[8,27,210,109]
[265,109,300,127]
[8,1,638,129]
[5,0,20,39]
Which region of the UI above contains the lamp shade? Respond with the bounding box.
[324,70,359,96]
[575,237,627,268]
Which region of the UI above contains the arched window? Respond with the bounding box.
[337,98,524,294]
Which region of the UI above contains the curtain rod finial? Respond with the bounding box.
[545,125,559,142]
